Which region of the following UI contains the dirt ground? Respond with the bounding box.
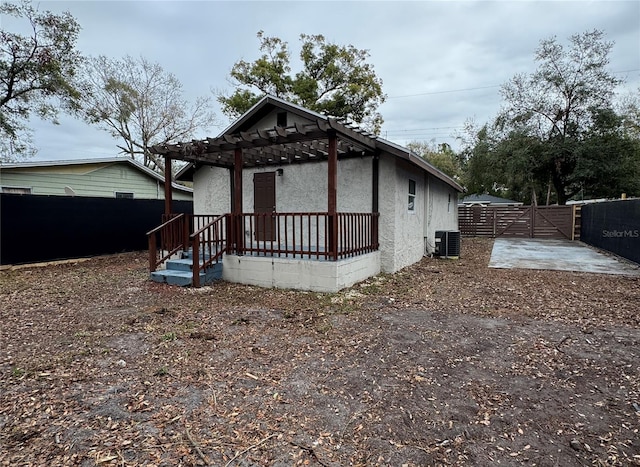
[1,238,639,466]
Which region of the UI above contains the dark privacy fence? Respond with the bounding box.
[0,194,193,265]
[580,199,640,265]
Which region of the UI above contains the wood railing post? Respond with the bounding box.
[225,214,232,254]
[183,214,191,252]
[373,213,379,250]
[192,234,200,288]
[234,214,244,255]
[149,233,157,272]
[328,214,338,261]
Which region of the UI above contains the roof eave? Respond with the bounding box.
[1,157,192,194]
[219,94,331,136]
[175,162,195,182]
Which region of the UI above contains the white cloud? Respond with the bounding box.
[6,0,638,159]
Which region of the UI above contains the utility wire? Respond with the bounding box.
[387,85,500,99]
[386,68,640,100]
[385,126,461,133]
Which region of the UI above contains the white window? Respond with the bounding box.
[115,191,134,199]
[408,179,416,212]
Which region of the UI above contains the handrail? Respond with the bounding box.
[146,213,184,237]
[147,213,187,272]
[190,214,228,287]
[191,214,226,239]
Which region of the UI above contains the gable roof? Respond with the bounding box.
[221,94,332,135]
[1,157,193,194]
[159,95,462,192]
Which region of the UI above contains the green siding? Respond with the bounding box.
[0,163,192,200]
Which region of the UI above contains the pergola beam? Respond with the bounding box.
[150,119,377,171]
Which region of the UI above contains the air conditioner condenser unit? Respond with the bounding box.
[434,230,460,259]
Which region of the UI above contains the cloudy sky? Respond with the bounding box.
[5,0,640,161]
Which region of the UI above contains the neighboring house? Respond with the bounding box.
[566,198,607,205]
[148,95,463,291]
[460,194,523,206]
[0,157,192,200]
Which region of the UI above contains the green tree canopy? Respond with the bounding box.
[0,0,84,161]
[462,30,639,204]
[218,31,386,134]
[407,141,462,179]
[570,107,640,199]
[82,55,217,172]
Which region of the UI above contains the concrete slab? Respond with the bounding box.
[489,238,640,276]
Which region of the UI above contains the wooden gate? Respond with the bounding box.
[459,205,577,239]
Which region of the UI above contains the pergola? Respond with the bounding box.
[150,117,381,260]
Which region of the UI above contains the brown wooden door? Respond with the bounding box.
[254,172,276,241]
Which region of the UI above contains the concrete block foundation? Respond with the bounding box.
[222,252,381,292]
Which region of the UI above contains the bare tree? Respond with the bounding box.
[1,0,84,161]
[82,55,216,171]
[496,30,623,204]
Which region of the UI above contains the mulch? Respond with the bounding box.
[1,238,639,466]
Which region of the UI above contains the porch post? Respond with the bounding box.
[328,131,338,260]
[372,153,379,213]
[372,152,379,249]
[164,155,172,216]
[233,148,244,255]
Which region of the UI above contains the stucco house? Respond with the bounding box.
[0,157,192,200]
[147,95,462,291]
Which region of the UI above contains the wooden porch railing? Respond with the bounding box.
[148,212,379,285]
[339,212,379,258]
[190,214,229,287]
[233,212,379,260]
[147,213,187,272]
[147,214,222,272]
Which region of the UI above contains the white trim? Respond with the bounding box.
[408,178,416,213]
